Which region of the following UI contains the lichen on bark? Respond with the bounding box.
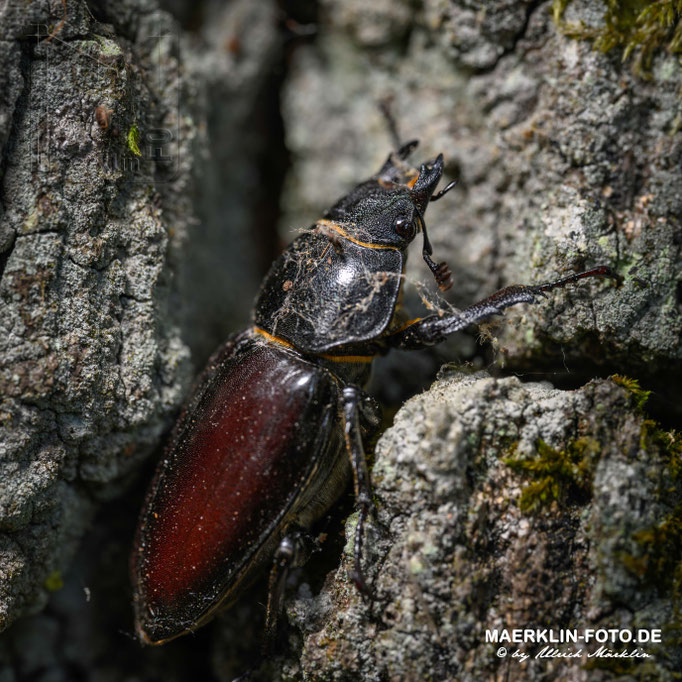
[264,373,682,681]
[0,0,193,633]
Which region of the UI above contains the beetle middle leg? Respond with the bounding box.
[341,385,381,597]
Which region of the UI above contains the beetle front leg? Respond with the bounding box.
[341,385,377,598]
[388,266,622,350]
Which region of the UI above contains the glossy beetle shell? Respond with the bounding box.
[130,139,619,650]
[131,333,347,644]
[131,145,446,645]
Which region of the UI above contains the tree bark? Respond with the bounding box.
[0,0,278,652]
[1,0,680,680]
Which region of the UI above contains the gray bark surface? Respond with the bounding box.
[266,373,681,680]
[0,0,277,645]
[0,0,194,634]
[0,0,680,681]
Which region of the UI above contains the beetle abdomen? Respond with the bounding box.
[131,335,344,644]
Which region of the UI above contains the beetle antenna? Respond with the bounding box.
[415,207,453,291]
[379,98,401,151]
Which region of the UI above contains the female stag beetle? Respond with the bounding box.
[130,141,619,645]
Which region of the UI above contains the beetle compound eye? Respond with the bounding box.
[395,216,416,240]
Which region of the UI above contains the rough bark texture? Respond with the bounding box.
[0,0,193,634]
[0,0,681,681]
[0,0,278,648]
[267,373,682,681]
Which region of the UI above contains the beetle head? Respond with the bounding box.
[322,141,453,291]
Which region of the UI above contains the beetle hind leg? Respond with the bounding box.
[263,528,312,653]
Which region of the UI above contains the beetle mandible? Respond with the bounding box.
[130,140,619,645]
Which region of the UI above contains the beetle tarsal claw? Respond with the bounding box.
[434,261,453,291]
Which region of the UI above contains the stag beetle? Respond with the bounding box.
[130,141,619,645]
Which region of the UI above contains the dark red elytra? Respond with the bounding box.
[131,141,620,646]
[131,336,345,644]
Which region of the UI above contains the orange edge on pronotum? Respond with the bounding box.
[388,317,423,335]
[255,327,375,364]
[316,353,375,364]
[253,327,296,349]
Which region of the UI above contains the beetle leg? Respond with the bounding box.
[263,529,310,652]
[387,266,622,350]
[342,385,376,599]
[358,391,382,437]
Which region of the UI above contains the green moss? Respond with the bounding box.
[623,503,682,587]
[44,570,64,592]
[610,374,651,411]
[621,503,682,641]
[639,419,682,480]
[503,437,601,513]
[553,0,682,73]
[127,124,142,157]
[93,34,123,57]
